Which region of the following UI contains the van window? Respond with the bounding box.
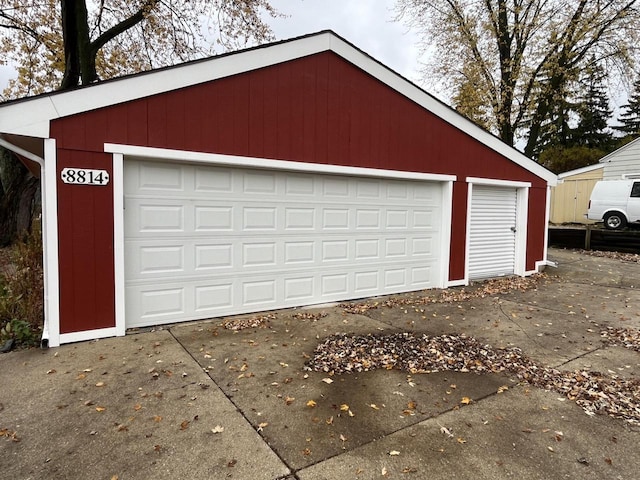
[632,182,640,198]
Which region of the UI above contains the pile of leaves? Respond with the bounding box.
[306,332,640,425]
[222,313,276,331]
[580,250,640,263]
[601,327,640,352]
[340,274,547,314]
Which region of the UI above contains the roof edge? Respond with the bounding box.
[0,29,557,185]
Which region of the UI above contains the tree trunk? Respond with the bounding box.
[0,147,39,246]
[60,0,96,89]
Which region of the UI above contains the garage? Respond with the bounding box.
[0,31,557,346]
[123,158,451,328]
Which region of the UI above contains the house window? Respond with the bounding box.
[631,182,640,198]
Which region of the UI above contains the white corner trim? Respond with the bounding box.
[112,153,126,337]
[439,180,454,288]
[104,143,458,182]
[59,327,119,345]
[466,177,532,188]
[514,187,529,276]
[463,182,474,283]
[543,185,551,269]
[446,279,468,288]
[43,139,60,348]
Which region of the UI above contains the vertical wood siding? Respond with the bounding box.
[50,51,548,333]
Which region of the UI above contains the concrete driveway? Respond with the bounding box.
[1,247,639,479]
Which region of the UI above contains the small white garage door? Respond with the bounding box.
[123,160,445,328]
[468,185,517,280]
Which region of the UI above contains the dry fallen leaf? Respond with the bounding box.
[306,400,317,408]
[322,378,334,384]
[285,396,295,406]
[95,406,106,412]
[389,450,400,456]
[95,382,105,387]
[134,404,142,411]
[340,404,349,411]
[180,420,190,430]
[461,397,472,405]
[340,434,347,442]
[211,425,224,434]
[153,415,163,423]
[457,438,466,444]
[370,404,380,410]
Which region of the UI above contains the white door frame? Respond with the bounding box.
[106,143,457,336]
[464,177,530,284]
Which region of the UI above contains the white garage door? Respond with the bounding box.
[123,160,444,328]
[468,185,518,280]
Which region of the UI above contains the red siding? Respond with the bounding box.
[49,51,549,333]
[55,150,115,333]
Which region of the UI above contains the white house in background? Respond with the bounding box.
[600,137,640,180]
[551,137,640,224]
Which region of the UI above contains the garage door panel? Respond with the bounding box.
[194,166,233,192]
[195,206,233,231]
[195,284,233,311]
[136,162,185,191]
[124,161,445,328]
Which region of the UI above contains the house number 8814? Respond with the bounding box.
[61,168,110,186]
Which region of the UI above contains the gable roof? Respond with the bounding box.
[598,136,640,164]
[0,30,557,185]
[557,162,604,179]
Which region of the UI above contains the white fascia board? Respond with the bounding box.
[0,97,60,138]
[104,143,457,182]
[558,163,604,179]
[0,33,333,139]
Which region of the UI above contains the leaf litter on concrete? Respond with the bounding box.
[306,331,640,425]
[339,274,548,314]
[579,250,640,263]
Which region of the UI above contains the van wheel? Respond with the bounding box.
[604,212,627,230]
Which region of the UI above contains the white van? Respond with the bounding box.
[587,179,640,229]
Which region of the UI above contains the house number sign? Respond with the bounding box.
[61,168,110,186]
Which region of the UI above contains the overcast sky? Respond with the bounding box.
[0,0,425,97]
[268,0,422,81]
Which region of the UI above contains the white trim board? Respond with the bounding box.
[1,30,556,185]
[59,327,119,345]
[105,143,457,182]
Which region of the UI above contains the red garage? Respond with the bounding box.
[0,31,557,347]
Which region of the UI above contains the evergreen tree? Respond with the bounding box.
[616,76,640,136]
[572,60,613,150]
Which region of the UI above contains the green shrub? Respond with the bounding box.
[0,222,43,348]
